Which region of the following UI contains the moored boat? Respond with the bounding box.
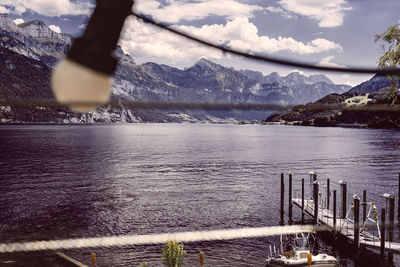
[266,233,338,267]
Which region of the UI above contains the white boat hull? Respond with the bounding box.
[266,253,338,267]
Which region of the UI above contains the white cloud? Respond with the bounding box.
[134,0,263,23]
[49,24,61,33]
[265,6,295,19]
[120,17,222,65]
[278,0,352,27]
[0,5,9,13]
[13,18,24,25]
[0,0,94,17]
[79,24,86,30]
[120,17,343,66]
[318,56,347,68]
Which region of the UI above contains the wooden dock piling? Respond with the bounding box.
[312,173,317,201]
[398,173,400,220]
[354,195,360,250]
[313,181,319,225]
[381,208,386,266]
[289,173,293,225]
[280,173,284,225]
[327,179,330,210]
[389,196,395,263]
[339,181,347,219]
[309,172,313,188]
[301,178,305,223]
[363,190,367,224]
[333,190,337,240]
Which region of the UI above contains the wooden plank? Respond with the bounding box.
[56,252,88,267]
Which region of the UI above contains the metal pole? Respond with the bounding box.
[302,178,305,223]
[327,178,330,210]
[354,195,360,250]
[280,173,285,225]
[313,181,319,225]
[289,173,293,225]
[363,190,367,225]
[380,208,386,266]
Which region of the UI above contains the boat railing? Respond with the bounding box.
[266,244,283,259]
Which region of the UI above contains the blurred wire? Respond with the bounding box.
[131,11,400,76]
[0,225,323,253]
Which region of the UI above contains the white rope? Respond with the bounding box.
[0,225,323,253]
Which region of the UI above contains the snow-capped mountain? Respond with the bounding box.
[0,15,351,123]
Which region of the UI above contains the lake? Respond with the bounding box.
[0,124,400,266]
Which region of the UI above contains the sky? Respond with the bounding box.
[1,0,399,86]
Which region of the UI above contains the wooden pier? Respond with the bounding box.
[292,198,400,254]
[280,172,400,263]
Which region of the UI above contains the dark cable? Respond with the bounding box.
[2,99,400,113]
[131,11,400,76]
[0,99,291,111]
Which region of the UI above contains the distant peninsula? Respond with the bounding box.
[264,75,400,129]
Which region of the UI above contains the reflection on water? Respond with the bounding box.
[0,124,400,266]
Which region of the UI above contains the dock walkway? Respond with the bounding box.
[292,198,400,254]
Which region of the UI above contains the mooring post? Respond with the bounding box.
[309,172,316,200]
[289,173,293,225]
[339,181,347,219]
[199,251,205,267]
[388,195,395,263]
[301,178,305,223]
[380,208,386,266]
[327,178,330,210]
[312,173,317,201]
[309,172,314,191]
[354,195,360,251]
[363,190,367,225]
[91,253,96,267]
[398,173,400,220]
[280,173,285,225]
[313,181,319,225]
[333,190,337,240]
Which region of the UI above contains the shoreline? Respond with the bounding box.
[0,121,396,130]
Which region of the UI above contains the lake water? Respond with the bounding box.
[0,124,400,266]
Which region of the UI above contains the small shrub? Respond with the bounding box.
[162,241,186,267]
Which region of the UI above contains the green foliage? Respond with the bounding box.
[161,241,186,267]
[138,262,148,267]
[292,104,305,112]
[375,24,400,104]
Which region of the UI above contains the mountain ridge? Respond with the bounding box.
[0,15,351,123]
